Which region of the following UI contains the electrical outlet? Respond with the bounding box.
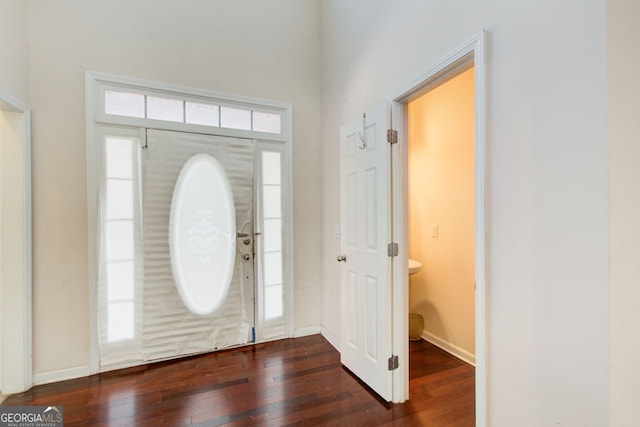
[431,224,438,238]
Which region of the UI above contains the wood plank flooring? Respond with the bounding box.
[3,335,474,426]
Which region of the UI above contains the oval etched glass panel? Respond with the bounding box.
[169,153,236,315]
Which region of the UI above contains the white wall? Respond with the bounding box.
[27,0,322,378]
[320,1,608,426]
[0,0,28,104]
[608,1,640,425]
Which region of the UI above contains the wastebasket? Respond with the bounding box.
[409,313,424,341]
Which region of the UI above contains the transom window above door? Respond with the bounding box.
[90,74,289,142]
[104,90,282,134]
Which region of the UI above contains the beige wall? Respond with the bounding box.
[320,1,608,425]
[26,0,322,377]
[608,0,640,425]
[408,68,475,358]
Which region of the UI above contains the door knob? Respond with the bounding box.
[336,255,347,262]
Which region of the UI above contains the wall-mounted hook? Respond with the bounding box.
[357,112,366,149]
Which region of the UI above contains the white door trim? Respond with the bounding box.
[0,89,33,394]
[389,31,487,425]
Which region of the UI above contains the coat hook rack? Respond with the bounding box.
[357,112,366,149]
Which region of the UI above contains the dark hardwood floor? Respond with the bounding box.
[3,335,474,426]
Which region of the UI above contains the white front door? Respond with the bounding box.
[339,104,393,401]
[142,129,255,361]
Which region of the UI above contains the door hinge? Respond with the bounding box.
[388,354,399,371]
[387,129,398,144]
[387,242,398,257]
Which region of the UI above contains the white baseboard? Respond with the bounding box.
[421,330,476,366]
[33,366,91,386]
[293,325,321,338]
[320,327,340,352]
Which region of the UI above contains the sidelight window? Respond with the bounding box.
[261,151,283,320]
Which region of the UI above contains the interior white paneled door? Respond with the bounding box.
[339,104,393,401]
[143,129,254,361]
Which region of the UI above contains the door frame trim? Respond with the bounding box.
[85,72,294,375]
[0,89,33,394]
[389,31,487,424]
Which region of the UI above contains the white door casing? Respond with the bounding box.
[0,91,32,394]
[84,72,293,379]
[339,104,393,401]
[390,30,487,416]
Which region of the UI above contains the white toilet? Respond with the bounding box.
[409,258,422,275]
[408,259,423,341]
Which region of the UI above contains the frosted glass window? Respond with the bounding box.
[100,131,141,350]
[265,285,283,319]
[106,138,134,179]
[185,102,219,127]
[253,111,282,134]
[106,180,133,219]
[107,261,134,301]
[105,91,145,118]
[263,186,281,218]
[262,152,281,185]
[220,106,251,130]
[106,221,134,261]
[264,252,282,286]
[108,301,135,341]
[147,96,184,122]
[170,154,236,316]
[259,148,285,326]
[263,219,282,252]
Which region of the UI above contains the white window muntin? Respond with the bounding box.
[94,78,289,141]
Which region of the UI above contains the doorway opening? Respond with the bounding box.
[405,65,476,420]
[390,32,486,422]
[407,66,476,365]
[0,91,32,394]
